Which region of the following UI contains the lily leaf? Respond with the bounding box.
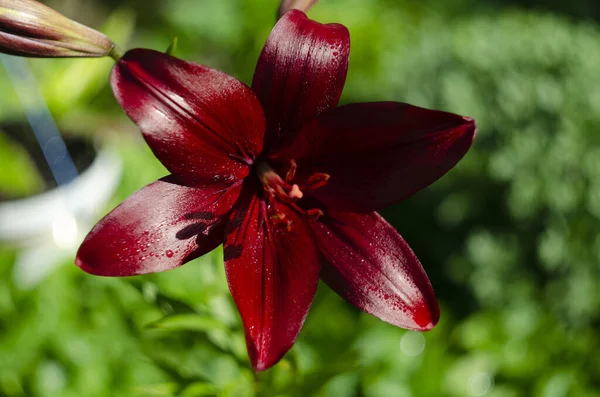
[146,313,228,333]
[166,36,178,56]
[0,131,43,198]
[131,382,179,396]
[180,382,218,397]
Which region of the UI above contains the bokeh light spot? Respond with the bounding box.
[400,331,426,357]
[468,372,493,396]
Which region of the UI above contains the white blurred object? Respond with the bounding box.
[52,207,78,249]
[0,55,122,289]
[0,147,122,289]
[0,148,121,243]
[13,242,69,289]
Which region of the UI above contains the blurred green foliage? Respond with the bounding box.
[1,0,600,396]
[0,131,43,198]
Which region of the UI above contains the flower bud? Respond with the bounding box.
[0,0,114,58]
[278,0,318,19]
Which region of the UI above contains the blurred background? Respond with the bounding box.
[1,0,599,396]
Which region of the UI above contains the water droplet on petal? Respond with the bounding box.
[165,250,174,258]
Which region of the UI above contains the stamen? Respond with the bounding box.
[274,185,293,203]
[306,208,324,221]
[270,212,292,231]
[285,159,297,181]
[269,212,285,222]
[306,173,330,190]
[257,160,328,223]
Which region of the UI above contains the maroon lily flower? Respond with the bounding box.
[76,10,476,371]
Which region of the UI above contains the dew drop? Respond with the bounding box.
[165,250,174,258]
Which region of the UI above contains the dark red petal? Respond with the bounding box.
[111,49,265,186]
[223,187,320,371]
[251,9,349,147]
[76,176,240,276]
[312,211,439,331]
[271,102,476,212]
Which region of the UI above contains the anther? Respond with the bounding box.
[285,159,297,181]
[306,208,324,221]
[270,213,293,231]
[306,173,330,190]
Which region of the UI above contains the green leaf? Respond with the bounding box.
[146,314,228,333]
[131,382,179,396]
[0,131,43,198]
[180,382,218,397]
[166,37,179,56]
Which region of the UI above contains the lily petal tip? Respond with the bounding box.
[413,305,440,332]
[74,252,110,277]
[252,359,273,372]
[74,253,99,276]
[412,299,441,331]
[462,116,478,139]
[247,341,288,372]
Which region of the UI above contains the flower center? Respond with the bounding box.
[256,160,330,229]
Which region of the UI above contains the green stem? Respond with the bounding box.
[108,43,124,62]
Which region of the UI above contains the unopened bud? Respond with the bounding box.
[278,0,318,19]
[0,0,115,58]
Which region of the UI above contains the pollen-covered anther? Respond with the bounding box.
[306,208,324,221]
[306,173,330,190]
[269,212,293,231]
[285,160,297,181]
